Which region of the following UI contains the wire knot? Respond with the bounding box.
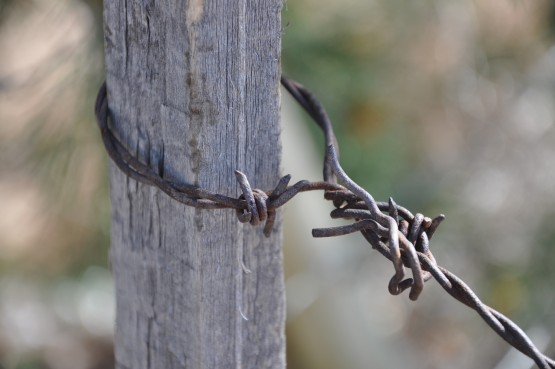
[234,171,293,237]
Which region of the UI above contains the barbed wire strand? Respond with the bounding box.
[95,77,554,368]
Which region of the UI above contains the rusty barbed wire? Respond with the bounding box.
[95,77,554,368]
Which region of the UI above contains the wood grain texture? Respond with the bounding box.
[103,1,284,368]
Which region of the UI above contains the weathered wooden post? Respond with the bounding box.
[102,1,284,368]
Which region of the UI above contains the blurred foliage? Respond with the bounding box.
[282,1,555,368]
[0,0,107,277]
[0,0,113,368]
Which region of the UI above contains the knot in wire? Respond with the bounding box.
[311,146,448,301]
[386,205,444,301]
[319,186,445,301]
[234,170,269,226]
[234,171,292,237]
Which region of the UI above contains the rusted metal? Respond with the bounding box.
[95,77,554,369]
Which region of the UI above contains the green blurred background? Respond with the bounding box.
[1,0,554,368]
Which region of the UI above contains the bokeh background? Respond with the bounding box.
[1,0,555,368]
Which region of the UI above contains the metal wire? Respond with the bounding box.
[95,77,554,368]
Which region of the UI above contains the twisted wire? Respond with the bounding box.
[95,77,554,368]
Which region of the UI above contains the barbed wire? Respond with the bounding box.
[95,76,554,368]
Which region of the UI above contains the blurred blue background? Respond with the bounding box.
[1,0,554,368]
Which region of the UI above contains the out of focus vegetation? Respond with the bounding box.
[282,1,555,368]
[0,0,554,368]
[0,0,112,368]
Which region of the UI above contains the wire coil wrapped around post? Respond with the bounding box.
[95,77,555,369]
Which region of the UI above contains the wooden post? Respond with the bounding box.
[102,1,284,368]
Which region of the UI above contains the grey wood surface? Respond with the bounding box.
[103,1,284,368]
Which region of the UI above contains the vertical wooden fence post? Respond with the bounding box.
[102,1,284,368]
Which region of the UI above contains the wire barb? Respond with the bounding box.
[95,77,554,368]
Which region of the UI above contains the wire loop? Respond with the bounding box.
[95,76,554,369]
